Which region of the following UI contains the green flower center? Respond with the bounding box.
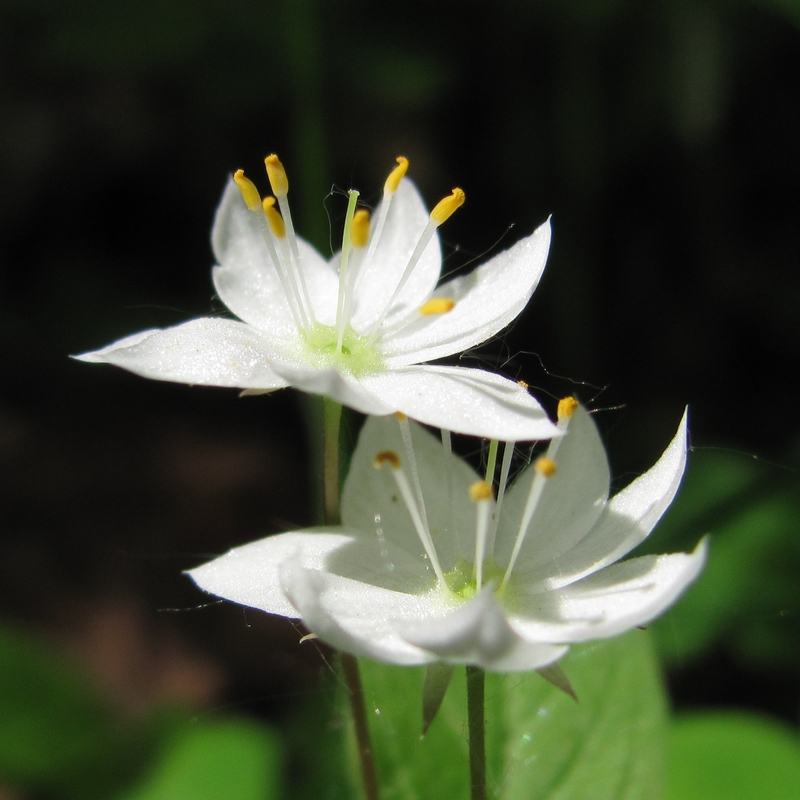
[444,558,507,599]
[300,323,384,377]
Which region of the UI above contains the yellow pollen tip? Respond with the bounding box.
[430,187,466,226]
[265,154,289,196]
[557,396,579,421]
[351,209,370,248]
[384,156,409,193]
[374,450,401,469]
[394,411,407,420]
[518,380,529,390]
[262,196,286,238]
[419,297,456,316]
[535,457,557,478]
[233,170,262,211]
[469,480,494,502]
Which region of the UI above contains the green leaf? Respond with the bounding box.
[117,718,282,800]
[0,624,137,795]
[352,631,666,799]
[647,450,800,667]
[665,712,800,800]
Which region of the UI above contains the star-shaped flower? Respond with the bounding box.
[188,400,706,672]
[75,156,558,440]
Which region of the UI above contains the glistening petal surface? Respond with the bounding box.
[359,365,561,440]
[382,220,551,366]
[509,539,708,643]
[74,318,289,389]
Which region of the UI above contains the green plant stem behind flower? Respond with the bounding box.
[322,399,379,800]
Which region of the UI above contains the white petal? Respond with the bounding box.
[349,179,442,332]
[509,539,708,643]
[73,329,164,362]
[211,179,339,332]
[382,220,551,366]
[280,553,452,665]
[526,409,689,591]
[74,319,290,389]
[187,528,432,619]
[495,405,610,570]
[342,415,481,570]
[187,531,335,618]
[400,590,568,672]
[358,365,561,440]
[268,362,395,415]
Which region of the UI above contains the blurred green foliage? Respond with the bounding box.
[666,712,800,800]
[647,448,800,672]
[0,625,282,799]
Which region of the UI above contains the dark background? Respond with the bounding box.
[2,0,799,757]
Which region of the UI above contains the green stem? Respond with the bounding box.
[321,399,379,800]
[466,665,487,800]
[322,398,343,525]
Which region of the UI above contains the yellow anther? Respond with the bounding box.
[535,457,557,478]
[384,156,409,193]
[518,380,529,390]
[374,450,401,469]
[233,170,262,211]
[469,480,494,502]
[430,187,466,226]
[351,209,370,248]
[265,154,289,196]
[419,297,456,316]
[557,396,579,422]
[394,411,407,421]
[262,196,286,238]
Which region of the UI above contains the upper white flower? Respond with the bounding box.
[188,400,706,672]
[75,156,558,440]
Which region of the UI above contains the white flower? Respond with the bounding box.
[75,156,558,440]
[188,401,706,672]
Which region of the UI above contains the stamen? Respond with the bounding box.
[264,154,289,196]
[396,413,432,541]
[336,207,372,351]
[558,396,579,425]
[262,196,286,238]
[366,186,466,344]
[334,190,361,352]
[484,439,499,485]
[233,170,261,211]
[261,197,308,331]
[440,429,459,552]
[374,450,447,586]
[264,154,315,328]
[430,188,466,226]
[384,156,409,193]
[419,298,456,316]
[231,170,306,331]
[362,157,409,281]
[487,440,514,556]
[501,455,558,589]
[374,450,400,469]
[470,480,494,589]
[351,209,371,248]
[535,457,557,478]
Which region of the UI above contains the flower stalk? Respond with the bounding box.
[466,665,487,800]
[322,398,379,800]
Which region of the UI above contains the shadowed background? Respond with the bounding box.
[1,0,799,796]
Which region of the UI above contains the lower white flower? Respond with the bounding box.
[188,400,706,672]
